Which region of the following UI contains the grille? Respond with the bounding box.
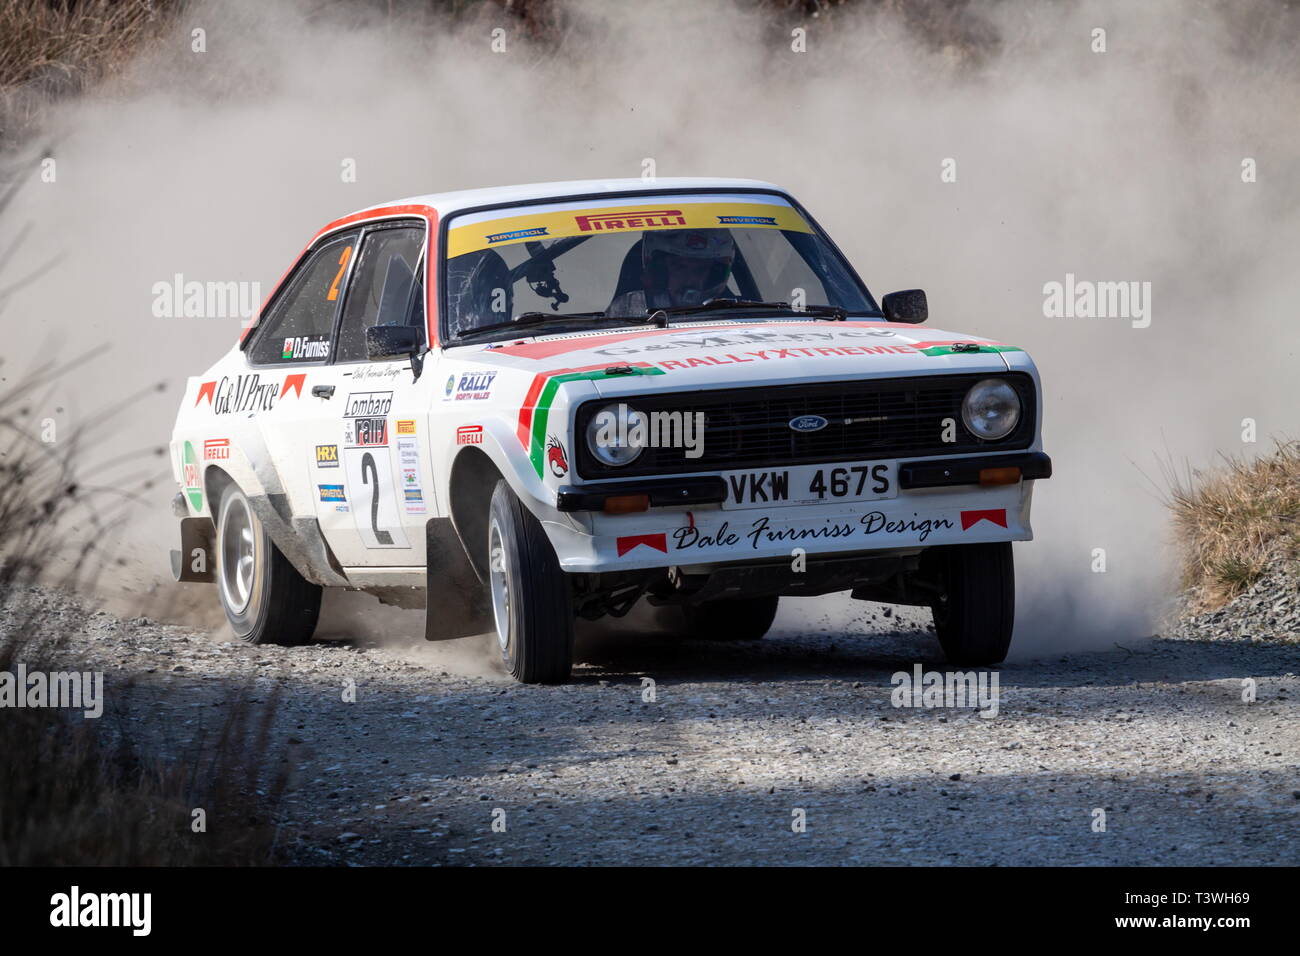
[575,373,1036,479]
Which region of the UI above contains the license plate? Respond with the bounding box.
[721,461,897,510]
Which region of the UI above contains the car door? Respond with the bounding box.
[244,229,359,527]
[302,221,432,567]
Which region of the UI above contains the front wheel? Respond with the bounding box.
[927,542,1015,665]
[214,485,321,645]
[487,481,574,683]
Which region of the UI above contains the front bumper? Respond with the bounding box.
[556,452,1052,511]
[545,470,1039,573]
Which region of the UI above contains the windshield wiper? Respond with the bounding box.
[454,311,609,341]
[651,299,849,321]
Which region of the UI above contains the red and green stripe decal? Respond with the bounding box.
[911,340,1024,357]
[517,363,665,477]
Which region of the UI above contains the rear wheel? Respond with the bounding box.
[927,542,1014,665]
[215,485,321,646]
[682,595,779,641]
[487,481,574,683]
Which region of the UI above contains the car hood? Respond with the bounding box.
[456,319,1025,393]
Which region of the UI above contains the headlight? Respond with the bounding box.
[585,403,647,467]
[961,378,1021,440]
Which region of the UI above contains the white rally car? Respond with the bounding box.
[170,178,1051,683]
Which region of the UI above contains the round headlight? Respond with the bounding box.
[961,378,1021,440]
[586,403,647,467]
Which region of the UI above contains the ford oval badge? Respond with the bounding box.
[789,415,829,433]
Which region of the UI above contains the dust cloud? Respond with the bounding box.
[1,0,1296,658]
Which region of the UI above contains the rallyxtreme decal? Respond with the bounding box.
[489,323,1023,364]
[516,362,665,478]
[593,328,903,357]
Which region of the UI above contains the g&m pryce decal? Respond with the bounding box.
[196,373,306,413]
[516,362,664,478]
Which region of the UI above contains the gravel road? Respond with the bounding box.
[9,587,1298,866]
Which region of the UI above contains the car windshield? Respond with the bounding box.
[441,193,876,340]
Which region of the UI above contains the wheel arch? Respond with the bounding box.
[448,446,504,578]
[200,463,349,588]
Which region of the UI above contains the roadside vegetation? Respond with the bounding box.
[0,358,292,864]
[1168,440,1300,613]
[0,0,1031,147]
[0,166,288,864]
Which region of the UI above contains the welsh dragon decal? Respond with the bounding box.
[546,435,569,478]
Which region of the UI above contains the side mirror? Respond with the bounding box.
[366,324,424,360]
[881,289,928,323]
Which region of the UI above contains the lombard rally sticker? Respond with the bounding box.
[344,392,392,447]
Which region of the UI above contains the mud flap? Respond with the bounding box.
[424,517,492,641]
[170,517,216,583]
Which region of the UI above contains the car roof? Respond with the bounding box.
[352,177,789,220]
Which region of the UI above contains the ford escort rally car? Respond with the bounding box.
[170,178,1051,683]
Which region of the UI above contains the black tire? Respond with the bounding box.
[487,481,574,683]
[682,595,779,641]
[214,485,321,646]
[927,542,1014,665]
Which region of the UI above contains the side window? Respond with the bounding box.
[335,226,426,363]
[250,233,356,365]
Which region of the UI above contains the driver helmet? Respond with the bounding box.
[642,229,735,307]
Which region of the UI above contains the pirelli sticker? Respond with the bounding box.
[447,201,813,258]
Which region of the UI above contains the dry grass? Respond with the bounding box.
[0,0,181,141]
[0,357,293,864]
[0,367,292,864]
[1168,440,1300,612]
[0,0,172,88]
[0,657,292,866]
[0,164,288,865]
